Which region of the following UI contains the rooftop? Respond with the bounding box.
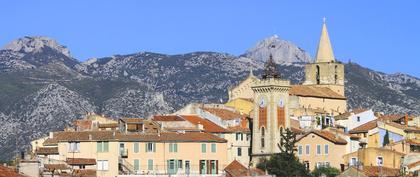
[202,107,244,120]
[297,130,347,145]
[181,115,229,133]
[335,108,369,120]
[289,85,346,100]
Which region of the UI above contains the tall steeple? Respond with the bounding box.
[315,18,335,63]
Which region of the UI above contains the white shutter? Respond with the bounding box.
[104,160,109,170]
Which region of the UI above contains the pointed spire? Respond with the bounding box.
[315,18,335,63]
[249,68,254,77]
[262,54,280,79]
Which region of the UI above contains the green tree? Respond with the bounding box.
[383,130,390,147]
[311,166,340,177]
[257,128,311,177]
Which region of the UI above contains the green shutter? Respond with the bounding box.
[97,142,102,152]
[148,159,153,170]
[174,143,178,153]
[104,142,109,152]
[145,143,148,152]
[153,143,156,152]
[134,142,139,153]
[211,143,216,153]
[201,143,206,153]
[134,159,139,171]
[169,143,173,152]
[175,159,178,173]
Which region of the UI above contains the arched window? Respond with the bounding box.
[316,65,320,84]
[334,65,338,84]
[261,127,265,148]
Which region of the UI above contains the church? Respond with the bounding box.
[225,21,348,164]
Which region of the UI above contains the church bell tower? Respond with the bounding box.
[303,19,345,96]
[251,54,291,164]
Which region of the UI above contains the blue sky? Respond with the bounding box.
[1,1,419,77]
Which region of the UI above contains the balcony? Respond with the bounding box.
[120,149,128,158]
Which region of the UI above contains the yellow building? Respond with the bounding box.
[296,130,348,171]
[224,98,254,115]
[41,130,228,177]
[343,147,405,169]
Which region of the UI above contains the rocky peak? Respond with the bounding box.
[3,36,72,58]
[243,35,312,64]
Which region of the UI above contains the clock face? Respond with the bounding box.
[259,97,266,107]
[278,98,285,107]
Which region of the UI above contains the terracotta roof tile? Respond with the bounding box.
[120,118,144,123]
[378,115,405,122]
[227,125,250,133]
[44,164,69,171]
[407,160,420,169]
[289,85,346,100]
[290,119,303,134]
[181,115,229,133]
[116,132,227,143]
[335,108,369,120]
[406,139,420,146]
[0,165,25,177]
[73,169,96,177]
[98,123,118,128]
[43,131,117,145]
[298,130,347,145]
[349,120,378,134]
[202,108,244,120]
[153,115,185,121]
[224,160,265,177]
[36,147,59,155]
[66,158,96,165]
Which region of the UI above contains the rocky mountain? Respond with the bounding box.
[243,35,312,63]
[0,36,419,160]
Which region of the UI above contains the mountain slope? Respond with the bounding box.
[0,36,419,160]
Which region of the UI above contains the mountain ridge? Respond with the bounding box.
[0,35,418,160]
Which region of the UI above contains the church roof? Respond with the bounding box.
[289,85,346,99]
[315,19,335,63]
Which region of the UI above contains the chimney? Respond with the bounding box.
[88,134,92,140]
[49,132,54,138]
[404,114,409,125]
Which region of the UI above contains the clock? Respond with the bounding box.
[278,98,285,107]
[259,97,266,107]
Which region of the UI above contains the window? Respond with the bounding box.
[68,142,80,152]
[304,161,310,170]
[351,157,358,166]
[200,160,206,174]
[178,160,183,169]
[325,162,330,167]
[236,133,240,141]
[240,133,244,141]
[316,145,321,155]
[238,147,242,156]
[248,147,252,156]
[148,159,153,170]
[377,156,383,166]
[316,65,320,84]
[169,143,178,153]
[316,162,322,169]
[246,134,250,141]
[324,144,329,155]
[134,142,139,153]
[298,145,303,155]
[357,116,361,122]
[261,127,265,148]
[97,160,109,171]
[97,141,109,153]
[305,145,310,155]
[168,159,176,174]
[210,160,217,174]
[201,143,206,153]
[185,161,190,174]
[146,142,155,152]
[211,143,216,153]
[134,159,140,171]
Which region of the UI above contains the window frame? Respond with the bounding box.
[316,144,321,155]
[324,144,329,155]
[97,160,109,171]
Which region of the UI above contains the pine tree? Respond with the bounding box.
[383,130,390,147]
[257,128,311,177]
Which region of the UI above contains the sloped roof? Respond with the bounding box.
[98,123,118,128]
[73,169,96,177]
[349,120,378,134]
[153,115,185,121]
[116,132,227,143]
[0,165,25,177]
[290,119,303,134]
[289,85,346,99]
[66,158,96,165]
[335,108,369,120]
[120,118,144,123]
[43,131,117,145]
[44,164,69,171]
[202,108,244,120]
[181,115,229,133]
[224,160,265,177]
[36,147,59,155]
[297,130,347,145]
